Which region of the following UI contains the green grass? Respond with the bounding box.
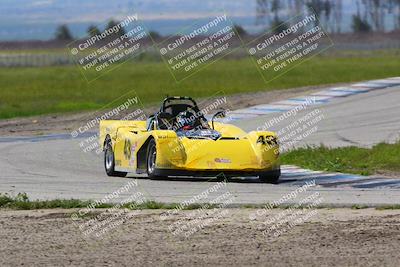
[0,49,399,119]
[1,193,399,210]
[0,48,70,54]
[376,205,400,210]
[0,193,112,210]
[281,142,400,176]
[0,193,217,210]
[351,204,369,210]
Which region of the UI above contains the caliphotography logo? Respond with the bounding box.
[70,90,146,157]
[246,8,334,84]
[68,13,153,82]
[160,178,235,238]
[155,12,244,82]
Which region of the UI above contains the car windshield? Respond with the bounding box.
[153,98,210,131]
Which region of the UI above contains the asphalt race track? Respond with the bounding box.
[235,82,400,148]
[1,84,400,206]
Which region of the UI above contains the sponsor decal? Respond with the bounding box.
[123,139,132,160]
[215,158,231,163]
[129,142,138,166]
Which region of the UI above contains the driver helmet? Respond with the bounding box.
[176,110,196,130]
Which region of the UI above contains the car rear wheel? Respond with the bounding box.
[104,142,127,177]
[259,169,281,184]
[146,139,162,179]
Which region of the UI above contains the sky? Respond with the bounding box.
[0,0,372,41]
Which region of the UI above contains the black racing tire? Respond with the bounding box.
[146,139,162,179]
[104,142,127,177]
[259,169,281,184]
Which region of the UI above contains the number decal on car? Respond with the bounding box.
[124,139,132,160]
[257,135,278,146]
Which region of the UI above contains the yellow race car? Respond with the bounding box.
[99,96,281,183]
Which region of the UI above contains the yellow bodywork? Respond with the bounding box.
[99,120,280,175]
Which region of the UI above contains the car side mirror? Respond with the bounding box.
[212,110,226,129]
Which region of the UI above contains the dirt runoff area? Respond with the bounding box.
[1,208,399,267]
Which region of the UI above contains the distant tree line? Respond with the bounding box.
[56,0,400,41]
[55,19,162,41]
[256,0,400,33]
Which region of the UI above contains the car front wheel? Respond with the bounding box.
[104,142,127,177]
[259,169,281,184]
[146,139,161,179]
